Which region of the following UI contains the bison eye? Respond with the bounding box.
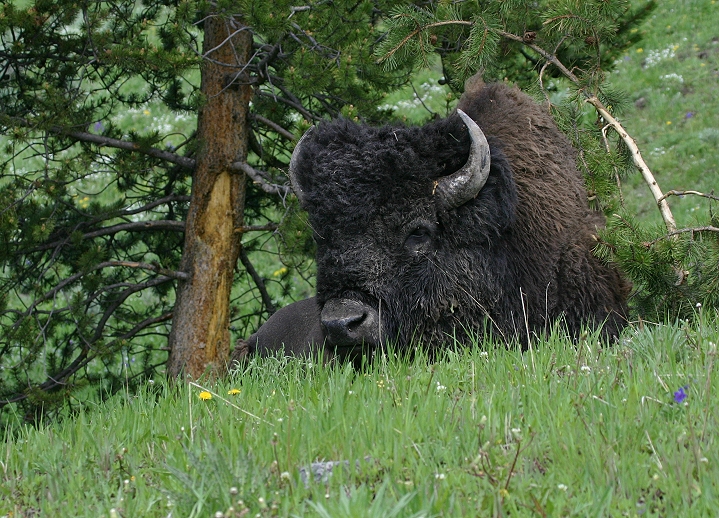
[404,224,434,252]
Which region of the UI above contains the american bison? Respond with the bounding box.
[246,75,630,361]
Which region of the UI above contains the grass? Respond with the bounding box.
[2,314,718,517]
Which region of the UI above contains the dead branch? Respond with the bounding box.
[659,190,719,203]
[234,223,279,234]
[239,248,277,315]
[587,98,676,233]
[233,161,292,197]
[251,113,297,141]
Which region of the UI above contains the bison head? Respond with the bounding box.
[288,111,518,359]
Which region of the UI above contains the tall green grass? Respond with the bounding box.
[3,313,718,516]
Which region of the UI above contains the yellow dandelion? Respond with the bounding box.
[228,388,241,395]
[636,48,643,53]
[199,391,212,400]
[666,121,672,125]
[143,109,151,116]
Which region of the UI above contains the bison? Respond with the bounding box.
[245,75,630,361]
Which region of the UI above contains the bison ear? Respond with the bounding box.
[435,109,491,210]
[288,126,315,206]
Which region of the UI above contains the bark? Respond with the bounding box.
[166,14,252,380]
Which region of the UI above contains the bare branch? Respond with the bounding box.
[659,190,719,203]
[239,248,276,315]
[588,97,676,233]
[251,113,297,141]
[233,161,292,197]
[234,223,279,234]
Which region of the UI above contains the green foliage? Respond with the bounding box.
[3,318,719,515]
[378,0,657,91]
[596,214,719,319]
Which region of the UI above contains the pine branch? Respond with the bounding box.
[378,19,472,64]
[9,262,182,332]
[102,260,189,280]
[234,224,279,234]
[0,310,173,408]
[61,128,196,168]
[27,220,186,253]
[7,117,196,168]
[646,226,719,246]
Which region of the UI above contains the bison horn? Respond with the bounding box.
[288,126,315,206]
[435,109,491,210]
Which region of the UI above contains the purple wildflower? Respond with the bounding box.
[685,112,694,119]
[93,121,105,133]
[673,385,689,404]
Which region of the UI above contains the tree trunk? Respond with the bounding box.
[166,14,252,379]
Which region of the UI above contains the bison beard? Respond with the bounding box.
[245,76,630,362]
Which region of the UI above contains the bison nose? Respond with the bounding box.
[321,298,380,350]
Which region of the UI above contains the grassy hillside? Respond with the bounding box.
[2,317,718,516]
[610,0,719,228]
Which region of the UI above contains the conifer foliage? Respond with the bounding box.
[377,0,718,320]
[0,0,409,421]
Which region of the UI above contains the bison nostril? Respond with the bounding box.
[322,312,366,337]
[320,298,380,348]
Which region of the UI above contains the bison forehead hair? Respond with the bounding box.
[288,77,630,357]
[290,116,515,238]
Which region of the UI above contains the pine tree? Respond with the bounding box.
[377,0,719,320]
[0,0,411,421]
